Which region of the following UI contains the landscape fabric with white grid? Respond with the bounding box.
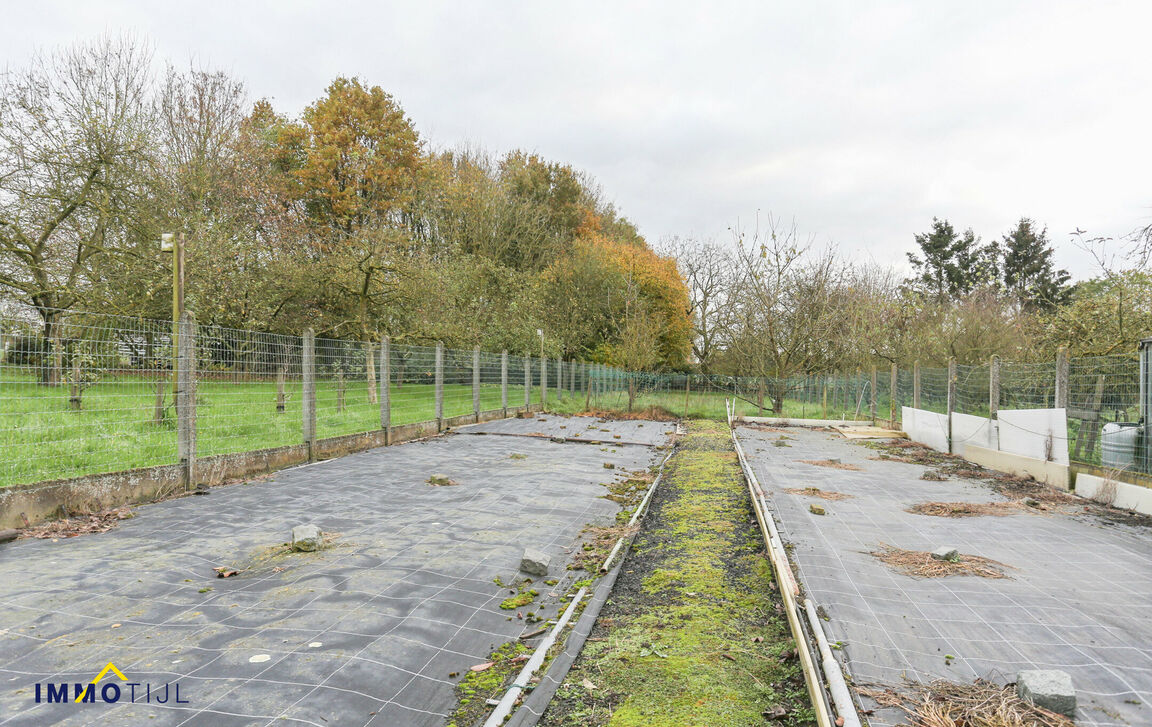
[0,415,673,726]
[736,426,1152,727]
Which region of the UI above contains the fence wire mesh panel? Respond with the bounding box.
[3,305,1150,489]
[0,310,179,486]
[195,325,304,457]
[390,344,436,426]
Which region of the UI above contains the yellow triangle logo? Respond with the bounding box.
[74,662,128,703]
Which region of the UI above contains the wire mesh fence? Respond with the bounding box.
[1,306,1148,489]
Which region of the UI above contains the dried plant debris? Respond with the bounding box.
[427,474,460,486]
[578,407,679,422]
[907,501,1023,518]
[784,487,854,501]
[857,678,1075,727]
[569,524,639,572]
[22,507,134,539]
[799,458,863,471]
[869,543,1010,579]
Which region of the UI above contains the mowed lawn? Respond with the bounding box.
[0,375,551,487]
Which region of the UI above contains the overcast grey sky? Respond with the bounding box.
[7,1,1151,277]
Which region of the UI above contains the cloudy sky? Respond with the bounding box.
[7,1,1151,277]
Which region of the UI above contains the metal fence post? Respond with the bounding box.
[302,328,316,460]
[501,350,508,417]
[947,357,957,453]
[542,356,548,408]
[435,342,444,431]
[989,354,1000,420]
[1055,346,1069,410]
[177,311,197,491]
[473,346,481,421]
[380,336,390,442]
[870,366,878,424]
[524,355,531,410]
[890,363,898,425]
[913,360,921,409]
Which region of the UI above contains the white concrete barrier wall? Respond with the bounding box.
[951,413,998,457]
[901,407,949,453]
[1074,473,1152,516]
[998,408,1069,466]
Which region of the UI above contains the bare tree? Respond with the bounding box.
[661,236,733,373]
[725,215,849,413]
[0,35,154,383]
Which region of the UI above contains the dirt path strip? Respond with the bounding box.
[537,420,814,727]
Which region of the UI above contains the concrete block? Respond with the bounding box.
[1016,669,1075,716]
[998,409,1070,465]
[291,524,323,552]
[965,445,1070,490]
[931,547,958,561]
[1075,474,1152,515]
[519,547,551,576]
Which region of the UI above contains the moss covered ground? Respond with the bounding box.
[538,419,815,727]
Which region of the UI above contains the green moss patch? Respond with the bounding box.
[539,420,814,727]
[446,641,531,727]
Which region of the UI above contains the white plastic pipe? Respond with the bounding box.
[483,587,587,727]
[805,598,862,727]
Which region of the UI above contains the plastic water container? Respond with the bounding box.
[1102,422,1141,469]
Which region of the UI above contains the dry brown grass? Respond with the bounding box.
[784,487,854,501]
[869,543,1011,579]
[799,459,863,471]
[857,678,1074,727]
[907,501,1022,518]
[578,407,679,422]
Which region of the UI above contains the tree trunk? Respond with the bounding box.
[276,365,286,413]
[366,341,378,405]
[153,377,166,424]
[39,310,62,387]
[68,356,82,410]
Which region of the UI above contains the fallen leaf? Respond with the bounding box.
[470,661,494,672]
[110,624,121,629]
[216,570,240,579]
[582,677,597,690]
[510,654,529,663]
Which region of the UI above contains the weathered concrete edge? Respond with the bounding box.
[965,444,1071,490]
[0,404,543,530]
[1073,473,1152,515]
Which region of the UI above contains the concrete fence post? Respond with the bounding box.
[1055,346,1070,410]
[556,359,563,401]
[870,366,878,424]
[989,354,1000,420]
[501,350,508,417]
[435,342,444,431]
[913,360,921,409]
[380,336,391,441]
[302,328,316,461]
[947,357,957,453]
[890,362,898,425]
[473,346,481,421]
[524,356,531,409]
[541,356,548,408]
[177,312,198,491]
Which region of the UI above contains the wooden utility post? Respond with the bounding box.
[435,343,444,431]
[870,366,878,424]
[989,354,1000,420]
[946,357,957,453]
[501,351,508,418]
[913,360,921,409]
[176,312,197,491]
[1055,346,1070,410]
[302,329,316,460]
[890,363,898,425]
[380,336,390,441]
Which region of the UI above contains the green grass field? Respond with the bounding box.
[0,374,545,487]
